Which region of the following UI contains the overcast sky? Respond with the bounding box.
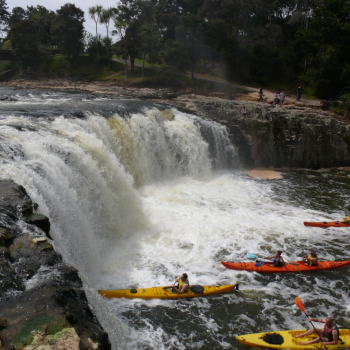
[8,0,117,38]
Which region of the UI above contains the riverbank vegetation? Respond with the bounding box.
[0,0,350,103]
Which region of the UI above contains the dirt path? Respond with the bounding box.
[113,58,321,107]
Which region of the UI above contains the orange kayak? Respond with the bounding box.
[221,260,350,273]
[304,221,350,228]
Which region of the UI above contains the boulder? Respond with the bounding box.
[24,213,51,238]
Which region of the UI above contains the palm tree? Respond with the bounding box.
[88,5,103,59]
[100,7,114,67]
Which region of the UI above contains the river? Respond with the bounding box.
[0,86,349,349]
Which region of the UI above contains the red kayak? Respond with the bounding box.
[221,260,350,273]
[304,221,350,228]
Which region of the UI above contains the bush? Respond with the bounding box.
[340,93,350,114]
[50,56,70,76]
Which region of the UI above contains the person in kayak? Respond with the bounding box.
[164,273,189,293]
[302,251,318,266]
[263,250,284,267]
[342,216,350,224]
[294,317,339,346]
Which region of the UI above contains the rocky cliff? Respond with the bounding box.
[0,180,110,350]
[161,95,350,169]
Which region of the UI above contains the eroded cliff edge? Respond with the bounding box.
[0,179,110,350]
[160,95,350,169]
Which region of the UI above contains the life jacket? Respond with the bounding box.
[308,254,317,266]
[323,323,339,342]
[175,276,189,292]
[273,256,283,267]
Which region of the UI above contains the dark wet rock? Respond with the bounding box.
[0,319,7,330]
[0,181,111,350]
[24,213,51,237]
[0,258,25,293]
[9,236,62,280]
[0,180,33,219]
[0,228,14,247]
[0,247,10,259]
[161,96,350,169]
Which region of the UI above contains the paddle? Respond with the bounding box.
[295,297,328,350]
[247,253,299,266]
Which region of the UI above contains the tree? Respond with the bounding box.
[0,0,9,33]
[113,11,130,79]
[51,3,85,60]
[174,14,206,79]
[10,19,41,71]
[8,7,26,27]
[27,6,56,59]
[100,7,114,66]
[294,0,350,98]
[88,5,103,60]
[2,39,11,49]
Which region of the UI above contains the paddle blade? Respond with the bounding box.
[295,297,306,313]
[247,253,257,259]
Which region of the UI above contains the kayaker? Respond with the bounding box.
[294,317,339,346]
[342,216,350,224]
[164,273,189,293]
[302,251,318,266]
[263,250,284,267]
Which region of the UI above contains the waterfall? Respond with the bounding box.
[0,105,238,280]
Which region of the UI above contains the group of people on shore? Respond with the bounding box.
[257,85,303,105]
[241,85,303,118]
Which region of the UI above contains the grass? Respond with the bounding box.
[31,54,321,101]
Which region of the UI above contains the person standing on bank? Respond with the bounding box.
[241,106,247,118]
[296,85,303,101]
[280,90,285,106]
[294,317,339,346]
[258,88,264,102]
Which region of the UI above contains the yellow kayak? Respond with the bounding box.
[99,284,237,299]
[236,329,350,349]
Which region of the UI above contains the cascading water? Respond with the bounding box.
[1,87,350,349]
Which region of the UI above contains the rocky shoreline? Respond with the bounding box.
[0,180,110,350]
[158,95,350,169]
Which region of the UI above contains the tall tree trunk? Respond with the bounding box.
[142,51,145,78]
[107,29,110,68]
[191,55,195,80]
[124,49,127,79]
[95,21,99,59]
[130,55,135,72]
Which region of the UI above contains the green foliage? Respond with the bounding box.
[13,316,67,348]
[51,3,85,60]
[340,93,350,114]
[2,39,11,49]
[0,60,12,73]
[0,0,9,29]
[10,19,41,72]
[294,0,350,98]
[50,56,70,76]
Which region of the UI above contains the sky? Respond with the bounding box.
[8,0,117,38]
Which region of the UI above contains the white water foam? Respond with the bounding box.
[1,104,349,349]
